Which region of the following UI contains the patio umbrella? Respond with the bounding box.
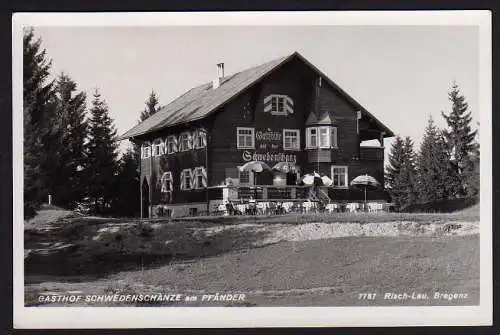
[350,174,380,205]
[320,174,333,187]
[301,172,323,186]
[272,161,300,174]
[239,161,272,173]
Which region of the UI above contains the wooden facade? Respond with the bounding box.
[124,53,394,217]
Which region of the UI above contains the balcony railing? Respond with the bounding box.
[359,146,384,161]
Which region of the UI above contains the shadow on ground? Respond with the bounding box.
[25,217,270,281]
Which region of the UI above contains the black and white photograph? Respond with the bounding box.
[13,11,492,328]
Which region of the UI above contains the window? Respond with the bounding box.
[331,166,348,188]
[166,135,178,154]
[180,169,193,190]
[264,94,294,115]
[160,172,173,192]
[193,166,207,189]
[306,128,317,149]
[179,132,192,151]
[283,129,300,150]
[141,143,151,159]
[152,139,165,156]
[319,127,329,148]
[193,130,207,149]
[237,127,255,149]
[306,126,337,149]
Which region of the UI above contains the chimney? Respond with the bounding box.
[212,62,224,89]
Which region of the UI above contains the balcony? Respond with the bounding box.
[307,149,332,163]
[359,146,384,161]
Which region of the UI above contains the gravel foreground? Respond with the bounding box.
[25,215,480,307]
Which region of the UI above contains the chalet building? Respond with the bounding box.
[119,52,394,218]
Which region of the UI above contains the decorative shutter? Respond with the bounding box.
[188,133,193,150]
[169,172,174,191]
[331,127,338,148]
[201,131,207,147]
[306,128,311,148]
[180,170,185,190]
[263,95,273,113]
[193,131,199,149]
[202,167,208,187]
[161,173,167,192]
[285,96,294,114]
[189,169,196,189]
[173,136,178,152]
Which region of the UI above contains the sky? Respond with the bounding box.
[33,25,479,152]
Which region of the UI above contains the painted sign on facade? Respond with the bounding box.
[242,151,297,163]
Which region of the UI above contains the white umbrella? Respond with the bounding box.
[301,171,322,186]
[350,174,380,205]
[239,161,272,173]
[272,161,300,174]
[321,175,333,187]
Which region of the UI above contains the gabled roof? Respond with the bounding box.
[119,51,394,140]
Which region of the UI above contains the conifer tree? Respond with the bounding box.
[385,136,404,188]
[23,27,56,218]
[51,73,88,208]
[398,137,418,208]
[416,116,451,203]
[112,148,140,217]
[134,90,161,161]
[139,90,160,122]
[385,136,417,209]
[441,83,479,197]
[84,90,119,214]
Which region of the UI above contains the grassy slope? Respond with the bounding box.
[24,204,480,306]
[26,235,479,307]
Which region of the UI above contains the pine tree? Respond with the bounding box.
[84,90,119,214]
[51,73,88,208]
[112,148,141,217]
[398,137,418,208]
[139,90,160,122]
[134,90,161,161]
[23,27,57,218]
[416,116,452,203]
[385,135,417,209]
[441,83,479,197]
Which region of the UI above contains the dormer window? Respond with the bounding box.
[263,94,294,115]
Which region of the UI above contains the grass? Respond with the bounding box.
[26,234,479,307]
[24,203,480,306]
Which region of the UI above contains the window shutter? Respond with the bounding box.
[285,96,294,114]
[331,127,338,148]
[306,128,311,148]
[263,95,273,113]
[202,167,208,187]
[161,173,167,192]
[180,170,185,190]
[173,136,178,152]
[188,133,193,150]
[189,169,195,189]
[201,131,207,147]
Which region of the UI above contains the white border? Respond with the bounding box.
[12,11,492,328]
